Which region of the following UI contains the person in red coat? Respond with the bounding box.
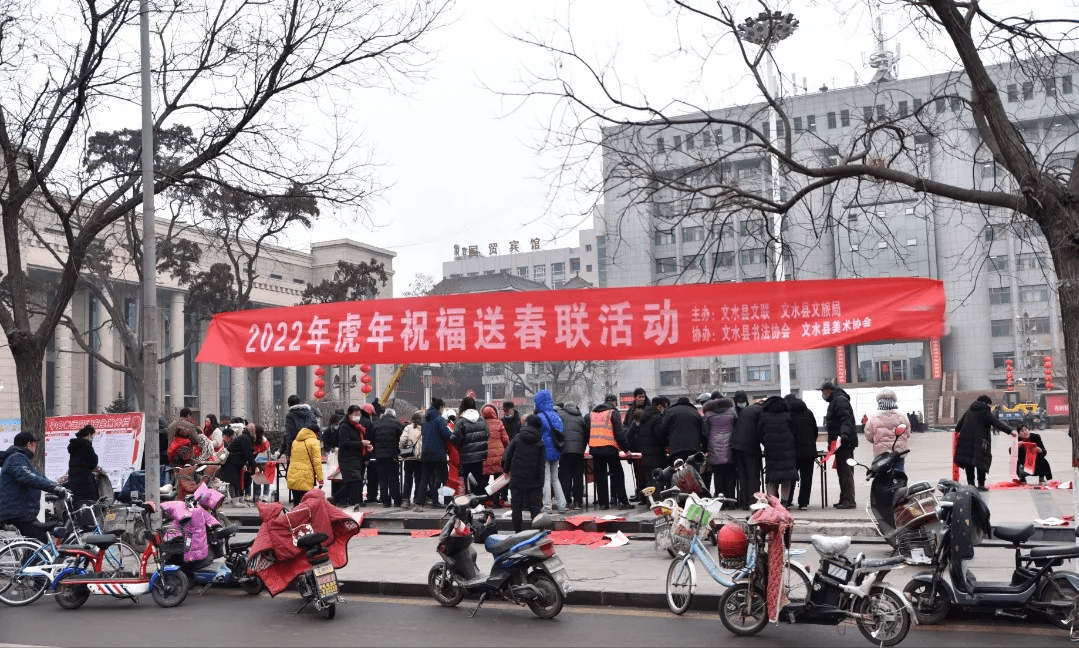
[481,404,510,506]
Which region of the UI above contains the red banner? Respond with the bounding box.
[195,277,946,368]
[834,346,846,384]
[1046,393,1069,416]
[930,337,943,380]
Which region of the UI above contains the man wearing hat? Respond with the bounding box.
[589,394,631,509]
[0,432,70,541]
[501,401,522,441]
[820,380,858,509]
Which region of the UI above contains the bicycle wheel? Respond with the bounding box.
[0,540,50,606]
[665,556,696,615]
[719,582,769,636]
[101,542,141,578]
[784,560,812,608]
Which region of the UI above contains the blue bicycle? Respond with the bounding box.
[664,493,810,615]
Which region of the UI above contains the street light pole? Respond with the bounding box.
[737,11,799,396]
[139,0,160,509]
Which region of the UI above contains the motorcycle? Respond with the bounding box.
[719,493,913,647]
[427,493,570,618]
[293,532,341,619]
[848,434,941,564]
[903,481,1079,631]
[161,501,263,596]
[47,493,190,609]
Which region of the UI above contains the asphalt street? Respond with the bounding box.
[0,589,1073,648]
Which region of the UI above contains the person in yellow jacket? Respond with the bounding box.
[286,427,324,506]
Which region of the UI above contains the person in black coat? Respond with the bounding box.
[634,397,669,499]
[338,404,372,509]
[821,382,858,508]
[660,397,705,463]
[1015,424,1052,484]
[280,395,320,457]
[451,396,490,498]
[371,409,405,507]
[730,396,763,509]
[555,402,590,510]
[66,425,99,504]
[757,396,797,507]
[218,421,256,501]
[955,395,1013,490]
[501,401,522,440]
[503,414,546,533]
[785,394,820,510]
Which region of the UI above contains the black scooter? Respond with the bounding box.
[427,494,570,618]
[903,480,1079,631]
[850,433,941,564]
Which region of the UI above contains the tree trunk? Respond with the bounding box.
[10,333,47,470]
[247,367,266,423]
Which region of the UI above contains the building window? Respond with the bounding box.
[732,126,741,143]
[686,369,710,386]
[654,229,676,245]
[483,270,496,275]
[936,98,946,113]
[714,128,724,144]
[685,133,695,150]
[219,365,232,420]
[659,370,681,387]
[747,365,772,382]
[655,257,677,274]
[1017,253,1048,270]
[950,97,962,111]
[877,104,886,120]
[533,265,547,283]
[720,366,740,382]
[570,257,581,273]
[863,106,874,122]
[1064,75,1074,94]
[992,352,1015,370]
[702,130,711,148]
[914,98,923,112]
[840,109,850,127]
[990,319,1012,337]
[585,244,592,252]
[516,266,528,278]
[1007,84,1018,102]
[586,264,592,272]
[807,114,816,132]
[793,117,803,133]
[740,218,764,236]
[988,286,1011,305]
[989,255,1009,272]
[551,262,565,288]
[775,121,785,137]
[1029,316,1051,334]
[827,112,837,129]
[898,100,908,117]
[673,134,682,150]
[714,251,735,268]
[740,248,766,265]
[1022,81,1033,100]
[682,255,704,271]
[682,225,706,242]
[656,137,665,153]
[1045,77,1057,97]
[1019,284,1050,302]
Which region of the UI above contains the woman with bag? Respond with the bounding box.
[399,411,424,507]
[286,427,324,506]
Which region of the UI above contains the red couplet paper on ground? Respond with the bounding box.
[1019,441,1038,474]
[357,528,378,537]
[410,529,441,538]
[195,277,945,367]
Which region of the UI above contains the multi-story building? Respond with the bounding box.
[1,203,396,428]
[442,214,600,289]
[596,56,1076,421]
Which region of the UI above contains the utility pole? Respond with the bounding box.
[139,0,160,508]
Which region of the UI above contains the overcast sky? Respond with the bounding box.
[297,0,1071,296]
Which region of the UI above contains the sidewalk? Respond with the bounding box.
[225,427,1079,610]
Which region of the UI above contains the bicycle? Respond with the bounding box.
[664,492,810,615]
[0,495,139,606]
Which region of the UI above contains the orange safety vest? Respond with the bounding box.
[589,409,618,449]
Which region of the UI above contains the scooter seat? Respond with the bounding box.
[993,524,1034,545]
[485,530,541,556]
[230,539,254,551]
[295,533,328,549]
[82,534,120,548]
[859,556,906,570]
[213,524,239,539]
[810,534,851,557]
[1028,545,1079,559]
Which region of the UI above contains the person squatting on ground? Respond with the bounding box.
[503,414,547,533]
[1015,423,1052,485]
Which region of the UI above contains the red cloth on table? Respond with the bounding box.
[247,489,360,596]
[748,492,794,623]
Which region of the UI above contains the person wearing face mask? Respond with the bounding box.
[337,404,373,510]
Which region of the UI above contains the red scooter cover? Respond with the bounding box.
[248,490,360,596]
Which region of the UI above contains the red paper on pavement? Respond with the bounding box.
[357,528,378,537]
[988,480,1072,490]
[548,530,606,545]
[410,529,441,538]
[196,278,945,367]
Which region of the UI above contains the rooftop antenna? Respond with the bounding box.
[863,1,898,83]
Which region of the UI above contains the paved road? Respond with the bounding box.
[0,590,1072,647]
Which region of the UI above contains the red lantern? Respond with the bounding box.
[1044,355,1054,390]
[361,384,372,394]
[313,388,326,400]
[314,378,325,389]
[361,374,373,384]
[360,364,371,373]
[314,366,326,377]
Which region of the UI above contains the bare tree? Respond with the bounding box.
[512,1,1079,468]
[0,0,452,462]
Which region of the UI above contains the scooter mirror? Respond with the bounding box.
[531,512,554,529]
[845,458,857,467]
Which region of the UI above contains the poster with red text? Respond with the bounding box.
[44,413,145,489]
[196,277,946,368]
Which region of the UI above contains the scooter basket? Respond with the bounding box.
[895,490,938,531]
[160,536,186,561]
[102,505,132,535]
[896,527,937,565]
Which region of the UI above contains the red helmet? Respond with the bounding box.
[718,524,748,558]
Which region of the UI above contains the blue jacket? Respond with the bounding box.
[421,407,453,462]
[0,446,58,522]
[534,390,564,462]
